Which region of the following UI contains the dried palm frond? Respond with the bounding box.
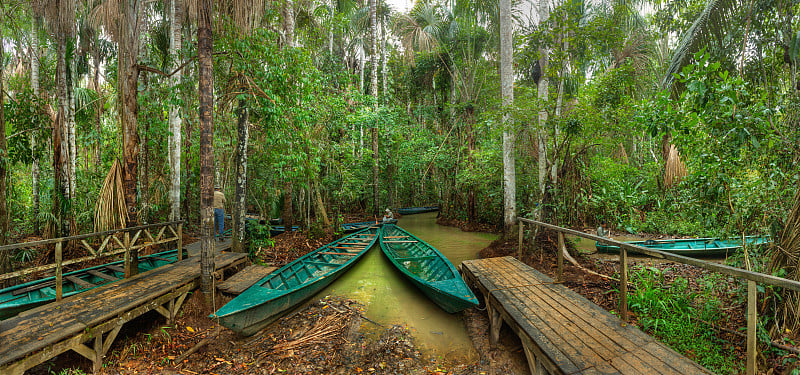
[663,144,686,188]
[768,186,800,337]
[612,142,629,164]
[94,159,127,232]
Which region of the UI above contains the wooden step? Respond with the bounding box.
[216,264,277,295]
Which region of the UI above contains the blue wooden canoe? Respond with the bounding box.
[379,224,478,313]
[268,225,300,237]
[340,219,397,233]
[211,226,380,335]
[595,236,771,256]
[396,206,439,215]
[0,248,186,320]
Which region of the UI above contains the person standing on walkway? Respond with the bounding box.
[214,186,226,241]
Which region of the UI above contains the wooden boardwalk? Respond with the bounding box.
[0,242,246,375]
[461,256,711,375]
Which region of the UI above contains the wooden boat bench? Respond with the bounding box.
[0,251,247,375]
[395,255,438,261]
[461,256,711,375]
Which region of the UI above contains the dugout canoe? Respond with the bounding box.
[379,224,478,313]
[341,219,397,233]
[595,236,771,256]
[0,248,186,320]
[211,226,380,336]
[396,206,439,215]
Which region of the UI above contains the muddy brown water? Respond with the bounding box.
[317,212,496,364]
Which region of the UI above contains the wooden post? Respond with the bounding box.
[517,221,524,259]
[557,232,564,282]
[124,231,131,278]
[177,222,183,260]
[746,280,756,375]
[55,241,63,302]
[619,247,628,324]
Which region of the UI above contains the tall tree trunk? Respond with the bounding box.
[169,0,183,222]
[358,55,364,95]
[67,52,76,203]
[370,0,379,215]
[92,43,102,170]
[0,20,9,279]
[381,16,388,98]
[55,31,71,238]
[198,0,215,301]
[232,98,249,253]
[500,0,516,230]
[313,180,330,226]
[120,0,141,275]
[31,17,41,235]
[285,0,295,48]
[537,0,550,201]
[282,181,294,230]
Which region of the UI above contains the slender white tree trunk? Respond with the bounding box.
[169,0,183,221]
[68,52,76,201]
[359,54,364,94]
[31,17,41,234]
[381,16,388,98]
[370,0,379,213]
[500,0,516,228]
[537,0,549,198]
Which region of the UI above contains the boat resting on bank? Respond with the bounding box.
[340,219,397,233]
[0,248,186,320]
[211,226,380,336]
[595,236,771,256]
[379,224,478,313]
[396,206,439,215]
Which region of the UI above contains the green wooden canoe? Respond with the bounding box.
[379,224,478,313]
[0,248,186,320]
[595,236,771,256]
[211,226,380,336]
[396,206,439,215]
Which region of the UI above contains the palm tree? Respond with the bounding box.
[30,14,42,235]
[198,0,215,301]
[500,0,515,230]
[0,6,9,259]
[370,0,379,214]
[34,0,75,238]
[168,0,183,222]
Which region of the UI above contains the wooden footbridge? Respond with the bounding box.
[462,256,711,374]
[0,222,247,374]
[486,218,800,375]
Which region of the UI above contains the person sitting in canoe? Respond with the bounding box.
[383,208,394,222]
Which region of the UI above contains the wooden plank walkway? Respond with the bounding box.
[0,246,247,375]
[461,256,712,375]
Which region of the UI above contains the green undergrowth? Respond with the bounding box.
[626,267,740,373]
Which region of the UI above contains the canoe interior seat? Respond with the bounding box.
[146,256,173,262]
[65,275,96,289]
[305,261,343,267]
[105,264,125,273]
[319,252,357,256]
[87,269,118,282]
[395,255,438,261]
[12,280,55,296]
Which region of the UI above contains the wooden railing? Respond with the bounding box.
[0,221,183,301]
[518,217,800,375]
